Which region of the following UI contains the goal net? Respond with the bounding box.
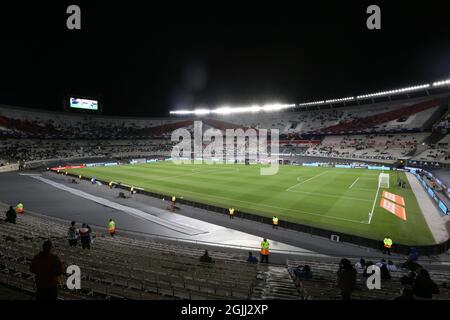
[378,173,390,188]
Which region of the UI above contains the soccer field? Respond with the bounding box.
[66,162,435,245]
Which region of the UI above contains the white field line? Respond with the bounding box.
[348,177,360,189]
[368,184,381,224]
[286,171,329,191]
[352,187,378,192]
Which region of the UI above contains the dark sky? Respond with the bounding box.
[0,1,449,117]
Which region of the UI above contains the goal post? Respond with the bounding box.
[378,173,390,189]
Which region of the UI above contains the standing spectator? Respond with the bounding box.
[5,206,17,224]
[413,269,439,299]
[30,240,64,300]
[337,258,357,300]
[67,221,78,247]
[79,223,92,250]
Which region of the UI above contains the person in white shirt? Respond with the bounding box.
[355,258,365,270]
[387,260,397,272]
[376,259,386,268]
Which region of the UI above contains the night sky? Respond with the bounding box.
[0,1,449,117]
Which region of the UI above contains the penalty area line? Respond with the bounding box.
[368,184,381,225]
[348,177,359,189]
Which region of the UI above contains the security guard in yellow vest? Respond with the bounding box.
[109,181,113,189]
[15,203,24,214]
[272,216,279,229]
[260,238,270,264]
[108,219,116,237]
[383,236,393,255]
[170,196,176,211]
[229,207,235,219]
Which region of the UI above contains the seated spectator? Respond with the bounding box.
[67,221,78,247]
[199,250,214,263]
[355,258,365,270]
[293,265,312,280]
[247,252,258,263]
[386,260,397,272]
[409,247,419,262]
[30,240,64,301]
[5,205,16,224]
[413,269,439,299]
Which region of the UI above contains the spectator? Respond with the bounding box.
[376,258,386,268]
[387,260,397,272]
[293,265,313,280]
[363,261,374,278]
[380,263,391,280]
[199,250,214,263]
[409,247,419,262]
[394,276,415,300]
[337,258,357,300]
[67,221,78,247]
[402,259,421,272]
[5,205,16,224]
[30,240,64,300]
[355,258,365,270]
[413,269,439,299]
[247,252,258,263]
[79,223,92,250]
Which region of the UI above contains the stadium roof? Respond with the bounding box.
[170,78,450,115]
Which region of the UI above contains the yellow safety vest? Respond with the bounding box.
[172,196,176,202]
[108,221,116,232]
[229,208,235,215]
[15,203,24,214]
[383,238,393,248]
[273,217,279,225]
[260,241,270,255]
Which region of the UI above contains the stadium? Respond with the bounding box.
[1,2,450,305]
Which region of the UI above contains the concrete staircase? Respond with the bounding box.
[251,265,301,300]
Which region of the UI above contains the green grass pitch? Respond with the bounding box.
[66,161,435,245]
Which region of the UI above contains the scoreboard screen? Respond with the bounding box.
[69,97,99,111]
